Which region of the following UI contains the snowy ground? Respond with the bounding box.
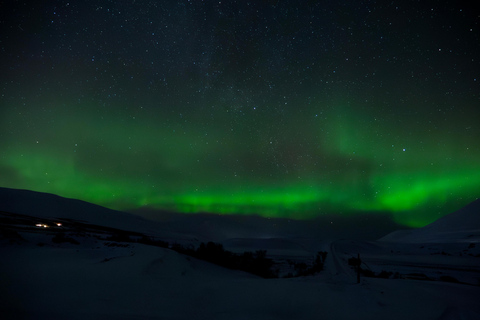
[332,240,480,285]
[1,220,480,319]
[1,189,480,319]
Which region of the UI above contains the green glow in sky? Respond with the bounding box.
[1,103,478,228]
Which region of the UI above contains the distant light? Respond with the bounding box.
[56,223,62,227]
[35,223,49,228]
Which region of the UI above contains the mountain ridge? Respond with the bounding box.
[380,198,480,243]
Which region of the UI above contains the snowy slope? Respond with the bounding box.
[422,198,480,233]
[380,199,480,243]
[0,187,194,241]
[1,237,479,319]
[345,200,480,288]
[0,187,147,228]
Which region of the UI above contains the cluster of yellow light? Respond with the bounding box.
[35,223,62,228]
[35,223,48,228]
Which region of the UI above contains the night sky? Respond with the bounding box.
[1,1,479,228]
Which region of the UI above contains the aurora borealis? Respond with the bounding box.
[1,1,479,227]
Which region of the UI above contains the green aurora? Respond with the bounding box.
[1,102,478,228]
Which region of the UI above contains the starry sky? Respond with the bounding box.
[1,0,479,228]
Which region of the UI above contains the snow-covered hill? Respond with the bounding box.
[0,187,194,242]
[380,199,480,243]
